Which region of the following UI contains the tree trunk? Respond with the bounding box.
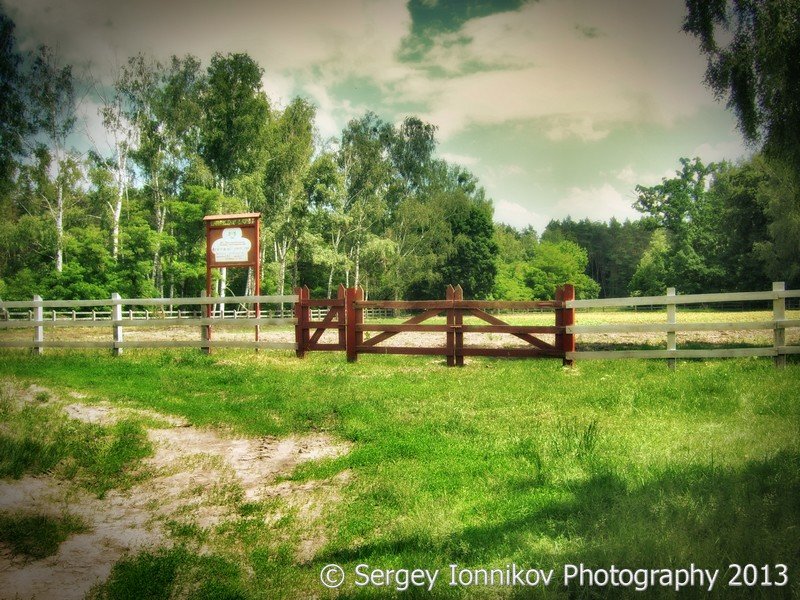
[55,183,64,273]
[152,196,166,296]
[354,242,361,289]
[327,265,335,299]
[218,267,227,317]
[111,150,126,260]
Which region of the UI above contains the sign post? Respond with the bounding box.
[203,213,261,346]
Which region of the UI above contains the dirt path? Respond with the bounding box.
[0,387,350,600]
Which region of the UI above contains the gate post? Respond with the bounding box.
[554,286,564,359]
[337,284,346,349]
[346,286,362,362]
[294,286,308,358]
[446,285,455,366]
[562,284,575,366]
[454,285,464,366]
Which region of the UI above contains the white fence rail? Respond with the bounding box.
[0,294,300,353]
[564,282,799,368]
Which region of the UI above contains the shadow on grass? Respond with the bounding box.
[320,452,799,597]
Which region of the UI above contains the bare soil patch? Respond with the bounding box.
[0,385,350,599]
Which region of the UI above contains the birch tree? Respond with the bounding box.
[26,45,78,273]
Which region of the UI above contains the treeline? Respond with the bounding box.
[0,11,508,302]
[1,9,798,303]
[540,156,799,298]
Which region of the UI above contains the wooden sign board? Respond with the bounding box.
[206,223,259,268]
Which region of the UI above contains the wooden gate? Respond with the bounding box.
[294,285,346,357]
[294,284,575,366]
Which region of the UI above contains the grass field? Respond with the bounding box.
[0,341,798,598]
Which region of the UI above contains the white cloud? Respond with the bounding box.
[613,165,673,187]
[399,0,714,140]
[552,183,639,223]
[692,141,751,163]
[438,152,479,167]
[494,199,550,232]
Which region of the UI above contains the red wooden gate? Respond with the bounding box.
[294,284,575,366]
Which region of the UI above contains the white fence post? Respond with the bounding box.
[667,287,676,371]
[33,295,44,355]
[112,293,123,356]
[773,282,786,369]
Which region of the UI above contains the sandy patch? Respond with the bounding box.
[0,385,351,599]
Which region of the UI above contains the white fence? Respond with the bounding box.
[564,282,800,367]
[0,294,299,353]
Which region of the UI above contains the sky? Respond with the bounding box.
[3,0,750,232]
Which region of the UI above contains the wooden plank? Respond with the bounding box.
[355,300,451,310]
[779,345,800,355]
[1,298,114,309]
[1,320,111,329]
[779,290,800,298]
[462,347,563,358]
[203,212,260,221]
[0,294,298,309]
[360,309,443,348]
[358,324,451,333]
[307,343,346,351]
[305,299,345,308]
[567,347,777,360]
[456,300,561,310]
[0,340,114,349]
[469,308,557,351]
[461,324,561,334]
[357,346,446,356]
[567,321,778,334]
[118,340,296,349]
[567,290,778,309]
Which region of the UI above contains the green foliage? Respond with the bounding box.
[0,11,30,196]
[525,239,600,299]
[629,229,669,296]
[543,217,652,298]
[201,53,270,188]
[633,158,726,294]
[493,226,600,300]
[684,0,800,170]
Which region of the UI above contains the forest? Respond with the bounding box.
[1,6,798,303]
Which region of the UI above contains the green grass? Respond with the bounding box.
[1,349,798,598]
[0,384,152,498]
[0,511,87,559]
